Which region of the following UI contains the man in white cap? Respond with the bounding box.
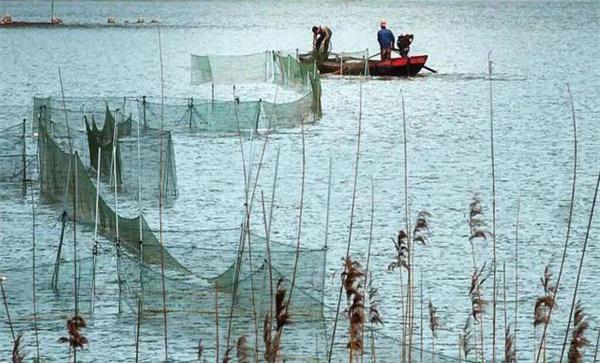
[377,19,395,60]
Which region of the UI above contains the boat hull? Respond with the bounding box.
[309,55,428,77]
[368,55,428,77]
[0,21,63,27]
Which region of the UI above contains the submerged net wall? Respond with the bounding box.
[34,100,178,205]
[118,228,328,362]
[37,118,187,272]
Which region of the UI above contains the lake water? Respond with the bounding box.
[1,0,600,362]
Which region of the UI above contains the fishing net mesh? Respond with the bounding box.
[0,122,28,184]
[191,52,271,85]
[190,51,322,129]
[37,117,186,272]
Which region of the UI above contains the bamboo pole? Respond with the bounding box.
[30,165,41,361]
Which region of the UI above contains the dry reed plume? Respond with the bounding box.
[12,334,24,363]
[460,317,474,360]
[236,336,249,363]
[367,274,383,363]
[505,325,516,363]
[58,315,88,352]
[470,264,487,323]
[388,230,409,272]
[534,266,556,327]
[197,338,204,362]
[429,300,440,362]
[263,278,291,363]
[413,211,431,245]
[568,302,589,363]
[342,256,366,363]
[469,198,492,242]
[368,281,383,326]
[534,266,556,363]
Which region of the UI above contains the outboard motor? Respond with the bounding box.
[397,34,414,57]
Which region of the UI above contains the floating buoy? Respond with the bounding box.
[136,17,144,24]
[107,16,116,24]
[150,18,159,24]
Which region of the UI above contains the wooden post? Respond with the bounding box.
[21,119,27,195]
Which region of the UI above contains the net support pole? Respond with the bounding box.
[296,48,299,60]
[142,96,147,129]
[211,83,215,113]
[112,120,122,314]
[139,239,144,316]
[91,147,101,315]
[189,97,194,130]
[321,157,332,315]
[21,119,27,196]
[265,50,268,82]
[255,99,262,132]
[73,152,79,316]
[52,211,68,291]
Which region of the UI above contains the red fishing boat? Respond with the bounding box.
[300,33,435,77]
[316,54,429,77]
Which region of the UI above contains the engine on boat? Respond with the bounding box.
[397,34,414,57]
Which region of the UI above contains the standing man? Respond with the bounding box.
[312,25,333,60]
[377,19,395,60]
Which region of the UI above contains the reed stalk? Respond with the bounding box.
[215,289,220,363]
[157,27,169,361]
[361,176,375,363]
[0,275,15,341]
[536,84,578,363]
[514,198,520,361]
[30,175,40,361]
[560,169,600,361]
[135,297,142,362]
[328,79,363,363]
[488,53,498,363]
[401,92,413,363]
[428,300,440,363]
[592,328,600,363]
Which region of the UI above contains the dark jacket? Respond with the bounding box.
[377,28,395,49]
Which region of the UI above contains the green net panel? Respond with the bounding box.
[38,119,188,273]
[0,122,27,184]
[118,127,178,206]
[209,233,326,320]
[271,52,322,119]
[32,96,132,133]
[190,52,271,85]
[190,51,322,130]
[140,97,261,132]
